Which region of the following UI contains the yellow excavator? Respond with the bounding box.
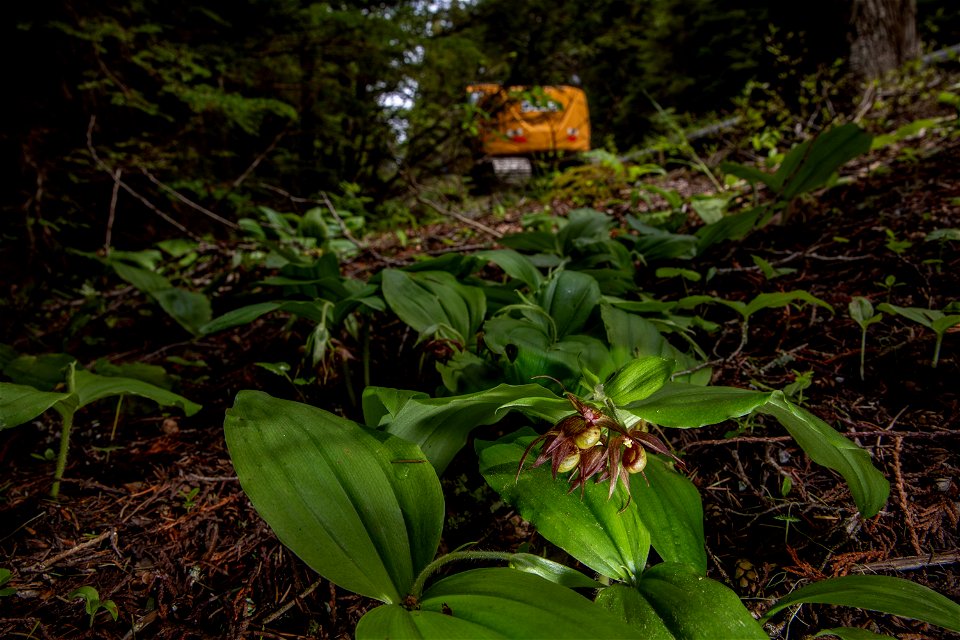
[466,84,591,183]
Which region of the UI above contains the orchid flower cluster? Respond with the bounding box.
[516,385,680,509]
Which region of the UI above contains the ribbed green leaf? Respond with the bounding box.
[777,124,872,199]
[224,391,443,603]
[356,604,503,639]
[508,553,602,589]
[421,568,638,638]
[630,456,706,574]
[478,430,650,583]
[638,563,768,639]
[382,269,486,344]
[602,357,673,405]
[382,383,559,474]
[762,574,960,632]
[540,270,601,338]
[625,383,773,428]
[0,383,72,429]
[759,394,889,518]
[474,249,543,290]
[595,584,677,640]
[73,370,201,415]
[199,302,283,335]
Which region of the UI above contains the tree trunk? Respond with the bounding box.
[849,0,920,79]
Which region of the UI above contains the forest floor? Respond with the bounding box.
[2,112,960,638]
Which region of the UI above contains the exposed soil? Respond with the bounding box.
[2,121,959,638]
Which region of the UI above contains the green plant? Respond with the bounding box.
[178,486,200,511]
[752,254,796,280]
[883,228,913,255]
[683,290,834,356]
[0,352,200,498]
[0,569,16,597]
[721,123,873,223]
[225,354,960,638]
[849,297,884,380]
[69,586,118,627]
[874,274,905,302]
[877,303,960,368]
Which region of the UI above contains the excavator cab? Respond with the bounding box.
[466,84,591,183]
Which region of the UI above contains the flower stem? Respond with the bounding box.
[408,550,515,602]
[51,363,78,499]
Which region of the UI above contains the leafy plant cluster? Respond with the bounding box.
[3,109,959,636]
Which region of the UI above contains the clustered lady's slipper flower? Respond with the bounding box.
[516,385,681,511]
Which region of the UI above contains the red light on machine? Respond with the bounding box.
[566,127,579,141]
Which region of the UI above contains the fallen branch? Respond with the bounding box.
[685,428,960,448]
[851,551,960,573]
[27,529,116,573]
[417,195,504,239]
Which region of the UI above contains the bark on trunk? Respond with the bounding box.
[849,0,920,79]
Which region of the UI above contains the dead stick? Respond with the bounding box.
[104,168,121,254]
[852,551,959,573]
[417,196,503,239]
[28,529,115,572]
[261,576,325,624]
[684,429,960,448]
[140,166,239,229]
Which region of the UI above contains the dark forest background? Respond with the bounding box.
[3,1,958,254]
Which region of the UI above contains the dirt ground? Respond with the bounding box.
[2,119,959,639]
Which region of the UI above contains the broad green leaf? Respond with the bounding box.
[93,359,173,390]
[0,567,15,597]
[638,563,768,639]
[600,304,710,386]
[200,302,283,335]
[777,124,872,200]
[932,315,960,334]
[925,228,960,242]
[718,290,833,320]
[848,297,883,328]
[479,431,650,583]
[420,568,638,638]
[557,208,614,251]
[2,353,76,391]
[625,383,773,428]
[111,260,172,292]
[0,383,72,429]
[602,357,673,406]
[508,553,602,589]
[362,386,430,428]
[382,269,486,345]
[357,604,502,639]
[719,161,778,189]
[474,249,543,290]
[689,195,727,224]
[111,262,211,335]
[695,206,763,253]
[630,455,706,574]
[595,584,677,640]
[655,267,701,282]
[876,303,937,328]
[224,391,443,603]
[383,383,559,474]
[539,270,601,338]
[759,393,889,517]
[762,574,960,633]
[626,220,699,261]
[73,370,201,415]
[500,230,561,255]
[814,628,893,640]
[152,287,212,336]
